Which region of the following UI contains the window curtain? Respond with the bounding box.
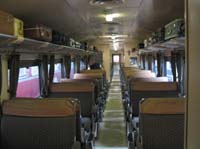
[139,54,143,69]
[65,55,71,78]
[9,54,20,99]
[156,52,162,77]
[152,52,157,73]
[0,56,2,96]
[75,56,81,73]
[39,55,48,97]
[87,55,92,68]
[142,54,145,70]
[49,55,55,84]
[147,53,153,71]
[176,51,185,94]
[83,55,88,70]
[61,58,66,78]
[171,51,177,82]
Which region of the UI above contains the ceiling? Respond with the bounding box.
[0,0,184,49]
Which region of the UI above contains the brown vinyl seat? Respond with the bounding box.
[125,77,170,135]
[138,98,185,149]
[74,73,104,89]
[1,98,80,149]
[49,82,95,118]
[61,79,100,104]
[80,69,106,86]
[128,77,169,99]
[131,82,178,116]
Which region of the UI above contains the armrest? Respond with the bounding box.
[71,141,81,149]
[132,117,139,129]
[81,117,92,132]
[137,136,143,149]
[128,130,138,149]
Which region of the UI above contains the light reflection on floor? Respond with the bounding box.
[95,64,127,149]
[95,147,127,149]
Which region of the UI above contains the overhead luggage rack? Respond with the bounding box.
[0,33,95,55]
[143,36,185,52]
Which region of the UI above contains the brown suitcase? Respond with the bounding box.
[0,10,14,35]
[24,24,52,42]
[0,10,24,38]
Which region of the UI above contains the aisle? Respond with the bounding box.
[95,64,127,149]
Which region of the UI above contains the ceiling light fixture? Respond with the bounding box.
[90,0,125,6]
[105,13,120,22]
[106,14,113,22]
[111,36,116,40]
[113,42,119,51]
[99,34,128,38]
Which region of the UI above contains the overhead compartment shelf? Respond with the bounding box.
[0,33,95,56]
[143,37,185,53]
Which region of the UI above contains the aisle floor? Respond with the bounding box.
[95,65,127,149]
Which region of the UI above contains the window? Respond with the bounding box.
[130,57,137,65]
[53,63,61,82]
[166,61,173,81]
[166,61,178,82]
[80,60,86,71]
[16,66,40,98]
[70,61,75,79]
[154,60,158,75]
[113,55,120,63]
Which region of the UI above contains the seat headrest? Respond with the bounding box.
[61,78,95,83]
[74,73,102,79]
[130,77,169,83]
[140,98,185,114]
[50,82,94,92]
[2,99,77,117]
[132,82,178,91]
[81,69,105,74]
[126,72,156,79]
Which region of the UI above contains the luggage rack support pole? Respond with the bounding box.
[1,54,9,102]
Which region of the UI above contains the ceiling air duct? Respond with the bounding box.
[89,0,125,6]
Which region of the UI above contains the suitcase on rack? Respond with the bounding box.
[80,42,88,50]
[75,41,81,49]
[148,37,153,46]
[52,30,69,45]
[152,27,165,43]
[165,19,185,40]
[24,24,52,42]
[69,38,76,47]
[0,10,24,38]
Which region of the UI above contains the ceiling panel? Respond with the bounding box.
[0,0,184,47]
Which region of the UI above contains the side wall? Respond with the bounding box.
[186,0,200,148]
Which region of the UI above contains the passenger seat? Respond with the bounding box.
[133,98,185,149]
[1,99,81,149]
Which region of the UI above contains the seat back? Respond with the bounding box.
[129,77,169,97]
[61,79,100,103]
[131,82,178,116]
[81,69,106,86]
[49,82,95,117]
[139,98,185,149]
[1,99,77,149]
[74,73,104,90]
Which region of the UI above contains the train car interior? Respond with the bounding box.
[0,0,200,149]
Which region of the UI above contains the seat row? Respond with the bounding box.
[120,66,185,149]
[0,69,109,149]
[1,98,91,149]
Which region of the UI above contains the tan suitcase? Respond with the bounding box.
[0,10,14,35]
[0,10,24,38]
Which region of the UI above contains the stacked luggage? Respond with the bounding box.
[0,9,88,50]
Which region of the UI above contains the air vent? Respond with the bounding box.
[102,22,121,26]
[90,0,125,6]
